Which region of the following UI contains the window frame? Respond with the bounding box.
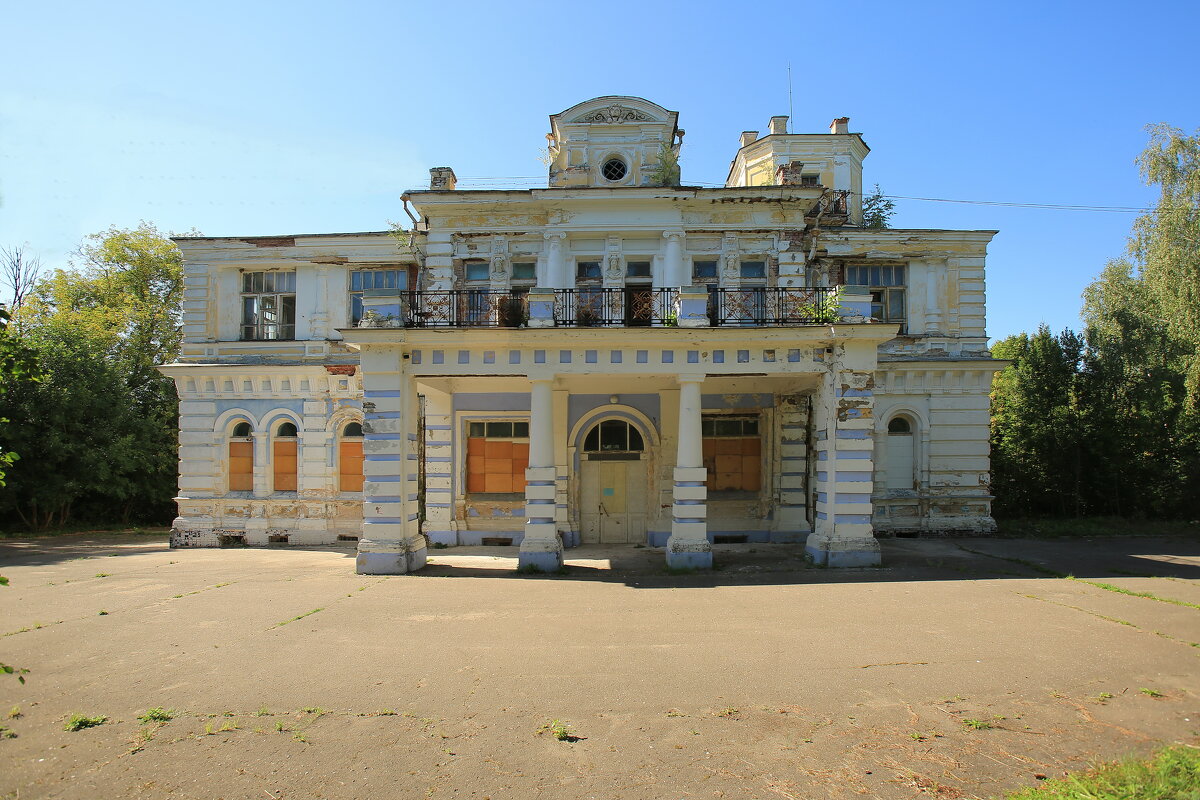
[241,270,297,341]
[349,269,407,326]
[464,417,531,497]
[846,264,907,325]
[701,413,763,496]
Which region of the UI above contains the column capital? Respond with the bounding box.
[662,228,685,240]
[543,230,567,242]
[676,373,706,386]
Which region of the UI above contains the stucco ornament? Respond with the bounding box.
[575,105,653,124]
[490,255,508,280]
[606,253,623,280]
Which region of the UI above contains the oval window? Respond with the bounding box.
[601,158,628,181]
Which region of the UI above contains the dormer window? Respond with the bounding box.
[601,158,628,182]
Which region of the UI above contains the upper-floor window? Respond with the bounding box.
[511,262,536,283]
[740,260,766,281]
[577,260,601,281]
[464,260,490,282]
[626,261,651,280]
[242,271,296,341]
[350,269,406,326]
[847,264,906,324]
[800,174,821,187]
[693,260,719,281]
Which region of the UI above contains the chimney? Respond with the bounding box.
[776,161,805,186]
[429,166,457,190]
[829,117,850,135]
[768,116,789,135]
[740,131,759,148]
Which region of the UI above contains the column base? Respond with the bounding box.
[356,537,428,574]
[804,534,881,567]
[665,537,713,570]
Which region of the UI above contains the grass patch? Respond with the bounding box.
[138,707,173,723]
[1001,744,1200,798]
[1067,577,1200,611]
[1139,687,1164,698]
[272,608,324,628]
[63,713,107,732]
[538,719,578,742]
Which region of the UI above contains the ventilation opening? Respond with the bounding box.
[337,534,359,542]
[481,537,514,547]
[268,534,289,544]
[895,530,919,539]
[218,533,247,547]
[713,534,749,544]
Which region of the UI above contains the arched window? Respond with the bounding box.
[583,419,644,454]
[228,421,253,492]
[273,420,298,492]
[339,421,364,493]
[885,415,915,490]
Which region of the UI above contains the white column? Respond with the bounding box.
[666,375,712,569]
[519,377,563,571]
[663,229,685,287]
[356,345,427,574]
[543,232,567,289]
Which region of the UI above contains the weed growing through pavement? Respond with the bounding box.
[962,718,993,730]
[64,713,107,732]
[254,707,272,717]
[273,608,324,628]
[7,706,19,719]
[138,707,173,723]
[1140,687,1164,698]
[716,707,739,717]
[0,726,17,739]
[1093,692,1115,704]
[293,731,308,743]
[377,709,397,716]
[538,720,577,741]
[94,573,110,578]
[97,610,108,616]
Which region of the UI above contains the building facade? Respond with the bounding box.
[160,96,1001,573]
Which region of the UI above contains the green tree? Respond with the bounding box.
[3,222,186,528]
[861,184,896,228]
[1129,124,1200,402]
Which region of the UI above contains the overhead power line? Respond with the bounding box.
[451,176,1152,213]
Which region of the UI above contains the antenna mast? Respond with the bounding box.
[787,63,793,133]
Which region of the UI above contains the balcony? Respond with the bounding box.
[359,285,855,329]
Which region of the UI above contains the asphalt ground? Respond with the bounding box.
[1,533,1197,799]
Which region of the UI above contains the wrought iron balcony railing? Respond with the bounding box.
[554,287,679,327]
[708,286,840,326]
[403,289,528,328]
[359,286,843,329]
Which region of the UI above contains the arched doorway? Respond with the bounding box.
[579,419,649,544]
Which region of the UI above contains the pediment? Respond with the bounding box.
[552,96,677,129]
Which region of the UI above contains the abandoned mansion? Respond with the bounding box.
[159,96,1002,572]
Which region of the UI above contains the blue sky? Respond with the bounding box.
[2,0,1196,341]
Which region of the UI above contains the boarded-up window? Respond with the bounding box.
[273,422,298,492]
[465,421,529,495]
[702,416,761,493]
[229,440,253,491]
[339,422,364,492]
